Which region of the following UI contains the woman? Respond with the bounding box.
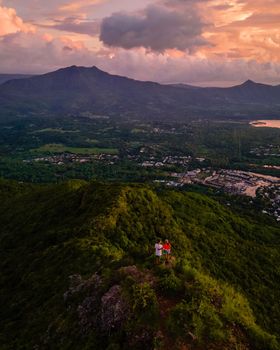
[163,239,171,263]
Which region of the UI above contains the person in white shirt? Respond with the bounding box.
[155,239,163,264]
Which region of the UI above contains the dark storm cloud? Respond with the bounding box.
[100,3,209,52]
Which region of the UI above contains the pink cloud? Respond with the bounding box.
[59,0,106,12]
[1,30,280,86]
[1,0,280,87]
[42,33,54,42]
[0,5,35,37]
[40,15,100,37]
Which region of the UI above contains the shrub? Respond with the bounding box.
[167,301,193,338]
[168,299,228,345]
[132,282,158,313]
[105,344,121,350]
[181,264,197,282]
[158,272,184,297]
[195,299,227,342]
[248,325,280,350]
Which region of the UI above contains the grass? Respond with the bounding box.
[31,128,80,134]
[85,139,99,144]
[131,128,147,134]
[31,143,119,155]
[0,181,279,350]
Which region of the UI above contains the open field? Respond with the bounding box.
[32,143,118,155]
[31,128,80,134]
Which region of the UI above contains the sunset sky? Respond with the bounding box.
[1,0,280,86]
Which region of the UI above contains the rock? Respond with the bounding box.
[77,296,100,334]
[63,273,102,303]
[101,285,130,333]
[63,273,104,335]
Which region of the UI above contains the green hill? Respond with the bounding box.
[0,179,279,349]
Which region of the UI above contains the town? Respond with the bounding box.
[23,153,120,165]
[22,151,280,222]
[163,169,280,221]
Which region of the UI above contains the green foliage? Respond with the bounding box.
[33,143,118,155]
[168,299,227,344]
[132,282,158,313]
[248,325,279,350]
[158,270,184,297]
[0,180,279,349]
[164,190,280,336]
[1,116,280,184]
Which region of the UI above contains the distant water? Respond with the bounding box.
[250,120,280,128]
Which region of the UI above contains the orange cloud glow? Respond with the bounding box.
[60,35,87,50]
[42,33,54,42]
[1,0,280,85]
[59,0,105,12]
[197,0,280,63]
[0,5,35,36]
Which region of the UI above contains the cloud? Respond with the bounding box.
[201,0,280,63]
[1,30,280,87]
[100,2,209,52]
[1,0,280,87]
[97,49,280,86]
[0,31,92,73]
[41,15,100,36]
[59,0,105,12]
[0,5,35,37]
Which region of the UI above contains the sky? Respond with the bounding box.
[0,0,280,86]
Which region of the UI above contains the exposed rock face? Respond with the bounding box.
[77,296,100,334]
[63,273,102,304]
[63,274,131,335]
[101,285,130,333]
[63,274,104,334]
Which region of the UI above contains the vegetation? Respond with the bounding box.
[1,179,279,349]
[0,115,279,183]
[1,66,280,120]
[32,143,118,155]
[1,66,279,349]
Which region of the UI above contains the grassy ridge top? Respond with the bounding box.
[0,180,279,349]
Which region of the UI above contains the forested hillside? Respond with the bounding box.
[1,66,280,121]
[1,179,279,349]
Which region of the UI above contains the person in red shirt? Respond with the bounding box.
[163,239,171,263]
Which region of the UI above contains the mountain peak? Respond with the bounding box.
[237,79,273,89]
[56,65,105,74]
[242,79,257,86]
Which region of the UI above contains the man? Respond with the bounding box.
[155,239,163,264]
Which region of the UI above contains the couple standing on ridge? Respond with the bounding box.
[155,239,171,264]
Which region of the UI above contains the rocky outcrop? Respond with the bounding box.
[63,273,131,336]
[63,273,103,305]
[101,285,130,333]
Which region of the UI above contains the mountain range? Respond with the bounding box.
[0,74,33,85]
[0,66,280,121]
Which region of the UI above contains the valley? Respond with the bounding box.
[0,114,279,223]
[0,66,279,350]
